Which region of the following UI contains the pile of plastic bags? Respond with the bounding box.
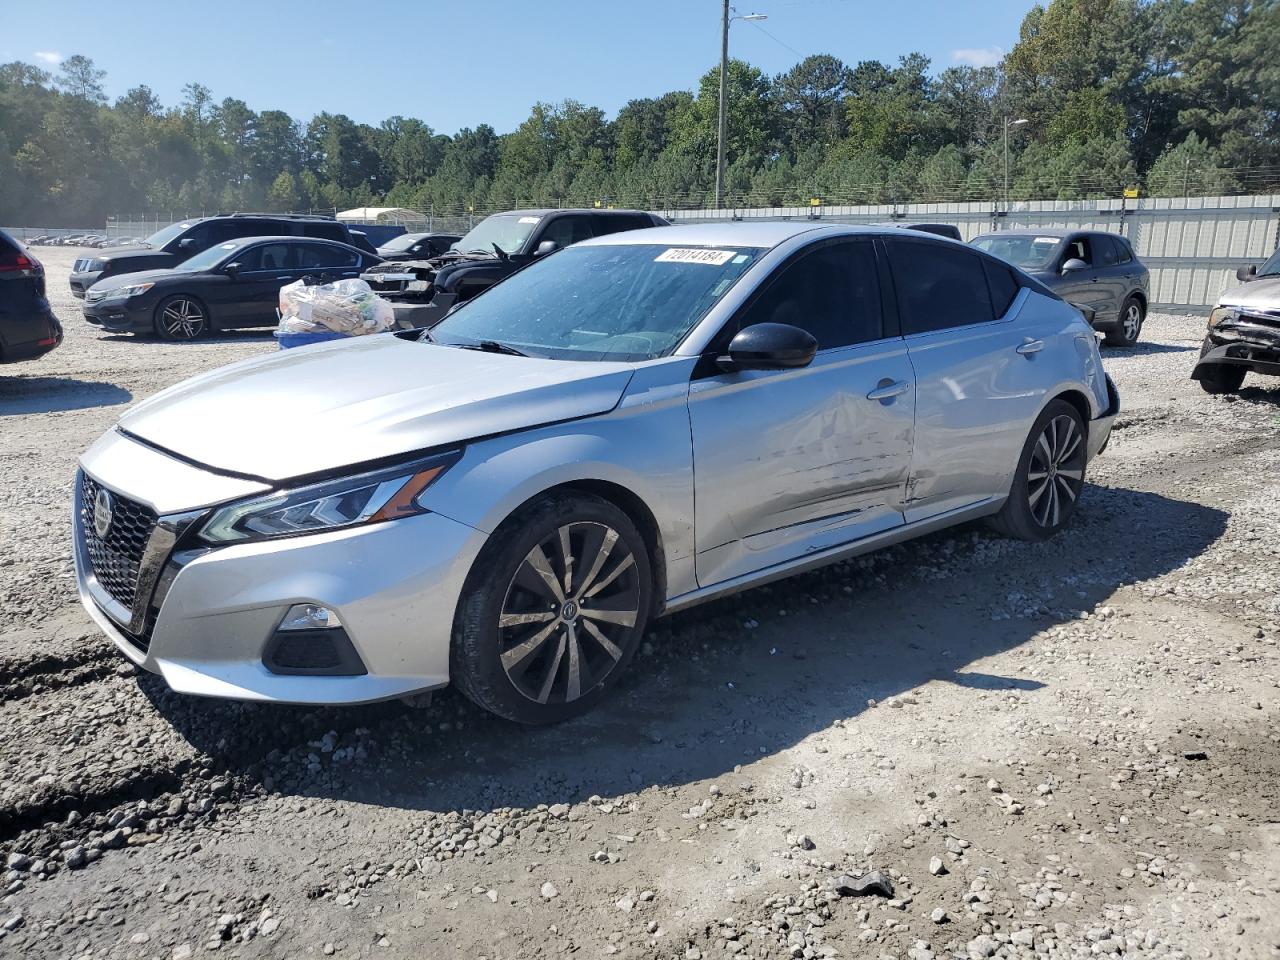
[276,278,395,341]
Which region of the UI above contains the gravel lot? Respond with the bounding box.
[2,246,1279,960]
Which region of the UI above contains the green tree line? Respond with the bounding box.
[1,0,1276,226]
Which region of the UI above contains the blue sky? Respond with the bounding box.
[6,0,1032,133]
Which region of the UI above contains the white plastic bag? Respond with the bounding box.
[276,278,395,336]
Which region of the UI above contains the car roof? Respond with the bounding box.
[210,235,365,252]
[974,228,1085,239]
[491,208,656,218]
[579,220,955,250]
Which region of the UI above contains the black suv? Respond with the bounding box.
[69,213,357,298]
[0,228,61,363]
[361,208,668,328]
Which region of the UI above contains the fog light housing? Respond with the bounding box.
[263,604,366,676]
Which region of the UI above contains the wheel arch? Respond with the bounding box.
[491,478,668,619]
[1048,388,1093,437]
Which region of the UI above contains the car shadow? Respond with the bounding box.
[1234,383,1280,406]
[0,377,132,416]
[1105,341,1195,356]
[144,483,1226,814]
[96,330,276,345]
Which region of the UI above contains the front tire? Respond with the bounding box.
[154,295,208,341]
[451,492,653,724]
[1104,296,1144,347]
[1197,364,1246,395]
[989,400,1088,542]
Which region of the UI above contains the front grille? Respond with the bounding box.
[79,473,158,611]
[1240,311,1280,331]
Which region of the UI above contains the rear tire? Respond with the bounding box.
[989,399,1088,542]
[1197,364,1246,395]
[451,491,653,724]
[1103,296,1144,347]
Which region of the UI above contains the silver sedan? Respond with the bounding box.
[73,222,1119,724]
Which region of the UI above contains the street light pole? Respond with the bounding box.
[1003,117,1029,212]
[715,6,767,210]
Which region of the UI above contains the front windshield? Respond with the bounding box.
[380,233,423,252]
[454,214,542,254]
[1260,249,1280,278]
[971,234,1062,271]
[173,242,239,272]
[143,221,192,250]
[431,243,766,361]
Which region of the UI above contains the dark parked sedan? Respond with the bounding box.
[376,232,462,261]
[971,229,1150,346]
[0,228,62,363]
[82,236,380,340]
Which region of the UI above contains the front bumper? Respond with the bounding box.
[82,297,155,333]
[1191,328,1280,380]
[73,434,488,705]
[69,270,104,299]
[1088,373,1120,459]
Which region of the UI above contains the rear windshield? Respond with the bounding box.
[971,234,1062,271]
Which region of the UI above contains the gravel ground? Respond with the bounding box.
[2,246,1279,960]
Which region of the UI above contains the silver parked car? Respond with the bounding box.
[73,223,1119,724]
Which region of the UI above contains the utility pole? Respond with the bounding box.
[715,0,730,210]
[715,5,767,211]
[1003,117,1029,212]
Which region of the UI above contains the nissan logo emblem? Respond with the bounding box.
[93,487,114,539]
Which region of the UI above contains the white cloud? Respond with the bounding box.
[33,51,63,65]
[952,46,1004,68]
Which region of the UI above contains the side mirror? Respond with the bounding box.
[535,240,560,257]
[1237,264,1258,282]
[1061,258,1088,274]
[717,323,818,372]
[224,262,241,280]
[177,238,198,252]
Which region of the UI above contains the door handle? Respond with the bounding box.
[866,379,911,402]
[1016,338,1045,355]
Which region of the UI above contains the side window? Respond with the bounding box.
[538,215,594,249]
[593,214,652,236]
[887,240,995,334]
[206,221,262,244]
[1097,235,1119,266]
[304,221,348,242]
[239,243,294,272]
[296,243,359,269]
[1114,237,1133,264]
[1064,236,1093,265]
[175,224,210,251]
[983,259,1021,317]
[733,240,882,350]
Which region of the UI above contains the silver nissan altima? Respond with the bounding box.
[73,222,1119,724]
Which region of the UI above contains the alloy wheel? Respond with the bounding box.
[1027,414,1085,528]
[159,299,206,340]
[498,521,641,705]
[1122,302,1142,341]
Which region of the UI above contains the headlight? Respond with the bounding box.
[1208,306,1238,329]
[103,282,155,300]
[199,451,459,544]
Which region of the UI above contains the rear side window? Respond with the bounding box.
[304,221,347,242]
[1115,237,1133,264]
[734,239,882,350]
[1097,235,1120,266]
[983,259,1020,316]
[594,214,653,235]
[887,240,994,334]
[296,243,359,269]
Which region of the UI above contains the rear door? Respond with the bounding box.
[1092,234,1131,318]
[887,238,1051,521]
[688,237,915,586]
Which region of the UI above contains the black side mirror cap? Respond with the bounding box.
[717,322,818,372]
[1237,264,1258,282]
[224,262,241,279]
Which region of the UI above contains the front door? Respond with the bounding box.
[688,238,915,587]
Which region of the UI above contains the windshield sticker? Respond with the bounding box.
[732,254,749,264]
[518,216,540,224]
[655,248,735,265]
[1035,236,1060,245]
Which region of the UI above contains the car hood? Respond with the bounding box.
[1218,276,1280,312]
[90,268,188,292]
[118,335,636,482]
[96,248,173,267]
